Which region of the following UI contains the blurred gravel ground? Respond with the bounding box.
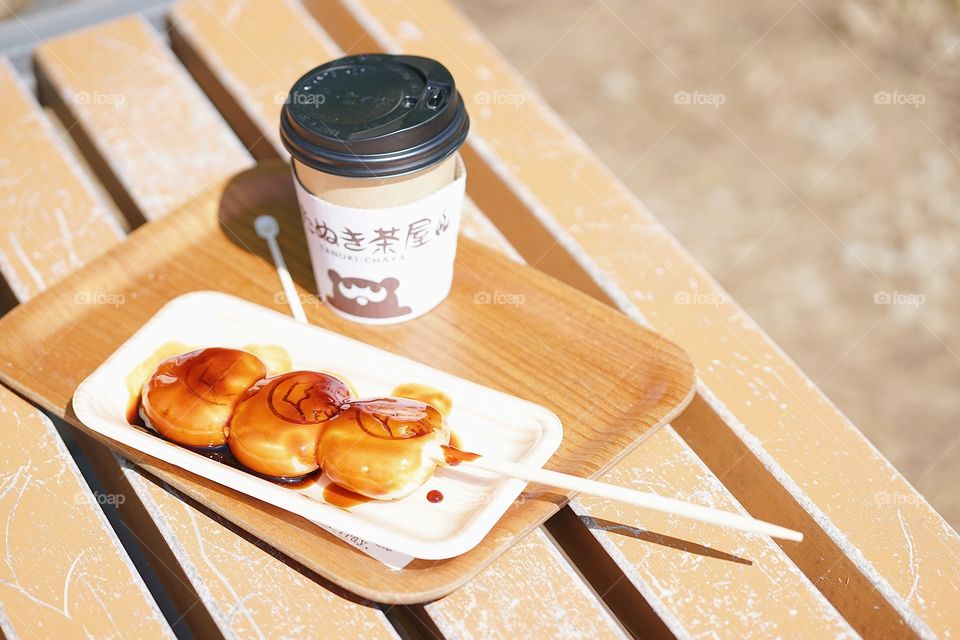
[455,0,960,530]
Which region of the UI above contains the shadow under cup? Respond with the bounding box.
[280,53,470,325]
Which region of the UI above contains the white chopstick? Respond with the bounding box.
[440,448,803,542]
[254,214,307,324]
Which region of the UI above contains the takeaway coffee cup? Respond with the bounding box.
[280,54,470,325]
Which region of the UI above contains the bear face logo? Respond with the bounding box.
[326,269,412,319]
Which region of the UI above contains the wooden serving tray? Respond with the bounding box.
[0,160,695,604]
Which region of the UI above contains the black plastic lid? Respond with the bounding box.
[280,54,470,178]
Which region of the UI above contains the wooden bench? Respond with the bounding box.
[163,2,855,637]
[0,0,954,637]
[315,1,960,637]
[7,5,836,635]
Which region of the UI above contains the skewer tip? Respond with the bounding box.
[782,529,804,543]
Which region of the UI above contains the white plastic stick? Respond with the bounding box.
[441,449,803,542]
[254,215,307,324]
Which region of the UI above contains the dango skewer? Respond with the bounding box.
[432,445,803,542]
[311,395,802,541]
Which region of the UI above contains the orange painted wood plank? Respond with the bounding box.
[566,426,857,639]
[169,0,340,160]
[424,528,627,640]
[0,385,172,638]
[33,15,253,226]
[118,457,399,640]
[319,2,960,636]
[460,197,521,261]
[0,58,123,307]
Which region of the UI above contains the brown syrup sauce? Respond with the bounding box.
[129,407,319,485]
[322,483,373,508]
[440,444,480,466]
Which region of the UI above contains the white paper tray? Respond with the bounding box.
[73,291,563,559]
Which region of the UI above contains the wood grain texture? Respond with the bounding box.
[0,58,123,309]
[0,160,693,603]
[0,385,173,639]
[33,15,253,227]
[317,1,960,636]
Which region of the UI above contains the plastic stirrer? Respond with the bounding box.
[254,214,307,324]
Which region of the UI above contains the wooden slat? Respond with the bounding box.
[317,1,960,637]
[33,15,253,227]
[0,385,173,639]
[459,197,522,262]
[554,427,859,639]
[0,59,171,637]
[424,528,627,640]
[0,58,123,310]
[168,0,339,160]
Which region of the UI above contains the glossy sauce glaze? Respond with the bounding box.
[393,382,464,452]
[317,397,450,500]
[126,341,192,423]
[391,382,452,417]
[139,347,267,448]
[322,482,373,508]
[441,444,480,466]
[129,349,462,505]
[228,371,353,479]
[127,412,319,485]
[191,444,320,485]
